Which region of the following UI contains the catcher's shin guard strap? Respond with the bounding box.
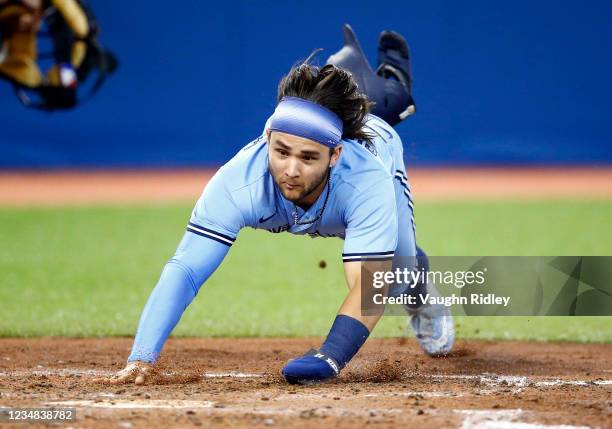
[320,314,370,370]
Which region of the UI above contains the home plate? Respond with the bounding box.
[46,400,215,409]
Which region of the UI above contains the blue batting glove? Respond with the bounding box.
[282,349,340,385]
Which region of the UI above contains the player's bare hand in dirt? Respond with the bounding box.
[96,361,155,385]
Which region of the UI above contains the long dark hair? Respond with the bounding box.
[277,62,374,142]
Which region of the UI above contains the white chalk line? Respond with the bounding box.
[203,372,262,378]
[42,400,600,426]
[0,368,114,377]
[0,365,612,397]
[44,399,404,417]
[273,391,461,401]
[0,369,262,378]
[46,399,215,409]
[1,368,609,392]
[363,391,461,398]
[455,409,590,429]
[431,374,612,390]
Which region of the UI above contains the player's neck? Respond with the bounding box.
[295,174,328,210]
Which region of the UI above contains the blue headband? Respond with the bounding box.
[268,97,343,148]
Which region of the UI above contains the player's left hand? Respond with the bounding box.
[282,349,340,385]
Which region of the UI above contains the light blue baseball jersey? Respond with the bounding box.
[128,114,416,363]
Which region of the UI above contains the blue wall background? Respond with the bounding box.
[1,0,611,168]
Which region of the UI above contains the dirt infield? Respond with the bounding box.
[0,338,610,428]
[1,167,612,206]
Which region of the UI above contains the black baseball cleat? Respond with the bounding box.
[376,30,416,120]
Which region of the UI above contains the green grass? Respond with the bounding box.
[0,200,610,342]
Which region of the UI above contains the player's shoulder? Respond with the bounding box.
[197,134,271,228]
[215,134,269,193]
[363,113,402,143]
[334,115,398,192]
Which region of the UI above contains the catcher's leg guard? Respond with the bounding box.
[0,5,43,87]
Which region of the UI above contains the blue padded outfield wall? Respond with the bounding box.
[1,1,611,168]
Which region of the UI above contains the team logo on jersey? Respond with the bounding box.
[268,224,290,233]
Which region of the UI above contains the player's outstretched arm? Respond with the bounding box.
[281,260,391,385]
[338,260,390,330]
[282,174,397,385]
[101,163,244,385]
[99,231,232,385]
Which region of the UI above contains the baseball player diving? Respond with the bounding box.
[105,25,454,386]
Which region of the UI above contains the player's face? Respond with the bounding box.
[267,130,342,206]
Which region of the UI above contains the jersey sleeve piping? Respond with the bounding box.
[341,250,395,262]
[186,222,236,246]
